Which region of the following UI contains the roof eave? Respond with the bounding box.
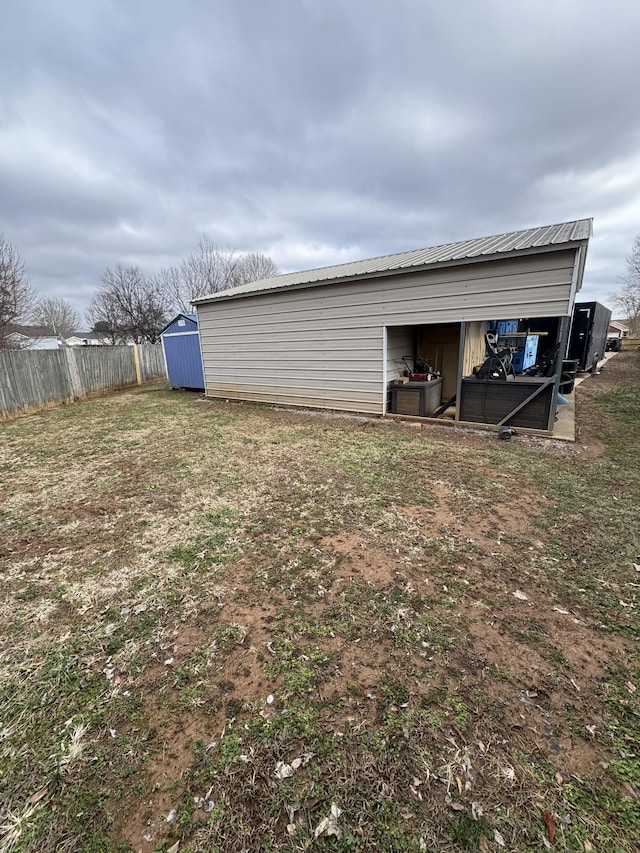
[192,239,589,306]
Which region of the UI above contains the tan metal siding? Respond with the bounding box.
[198,249,578,414]
[386,327,414,382]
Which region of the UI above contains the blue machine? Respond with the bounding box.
[493,321,539,374]
[511,334,539,373]
[160,313,205,391]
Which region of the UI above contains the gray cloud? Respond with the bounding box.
[1,0,639,317]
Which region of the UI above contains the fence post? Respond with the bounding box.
[64,348,83,400]
[133,344,142,385]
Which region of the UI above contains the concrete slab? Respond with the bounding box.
[552,391,575,441]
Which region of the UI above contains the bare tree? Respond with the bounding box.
[612,235,640,335]
[158,235,279,313]
[153,264,193,315]
[31,296,79,336]
[86,288,125,345]
[87,264,169,344]
[232,252,279,288]
[0,236,36,348]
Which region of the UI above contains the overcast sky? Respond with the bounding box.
[1,0,639,320]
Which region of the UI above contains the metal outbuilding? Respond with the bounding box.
[159,313,205,391]
[192,220,592,434]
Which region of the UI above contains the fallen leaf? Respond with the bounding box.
[27,788,48,805]
[553,606,569,615]
[494,828,506,847]
[513,590,529,601]
[479,837,490,853]
[543,810,556,845]
[314,802,342,840]
[554,773,563,785]
[449,801,465,811]
[168,843,180,853]
[584,841,594,852]
[274,761,294,781]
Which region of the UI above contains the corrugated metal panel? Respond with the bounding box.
[196,254,576,328]
[197,249,579,414]
[193,220,592,304]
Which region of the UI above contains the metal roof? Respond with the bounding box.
[192,219,592,304]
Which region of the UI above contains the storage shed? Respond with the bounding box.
[193,220,592,434]
[160,313,205,391]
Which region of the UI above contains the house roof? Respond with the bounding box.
[63,331,100,340]
[159,313,198,336]
[4,324,57,337]
[192,219,593,305]
[610,319,630,331]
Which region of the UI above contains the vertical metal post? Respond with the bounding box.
[454,322,466,421]
[546,315,571,433]
[381,326,388,415]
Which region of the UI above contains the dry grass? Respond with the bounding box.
[1,357,639,852]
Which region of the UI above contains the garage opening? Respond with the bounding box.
[386,315,573,435]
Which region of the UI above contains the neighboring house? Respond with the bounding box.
[62,331,107,346]
[193,219,592,436]
[609,319,630,338]
[1,324,61,349]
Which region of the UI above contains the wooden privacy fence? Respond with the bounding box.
[0,344,166,419]
[621,337,640,351]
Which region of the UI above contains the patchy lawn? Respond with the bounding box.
[1,354,639,853]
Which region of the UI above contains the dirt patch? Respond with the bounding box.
[322,532,402,586]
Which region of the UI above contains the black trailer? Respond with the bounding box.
[567,301,612,373]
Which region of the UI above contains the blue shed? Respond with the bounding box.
[160,313,205,391]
